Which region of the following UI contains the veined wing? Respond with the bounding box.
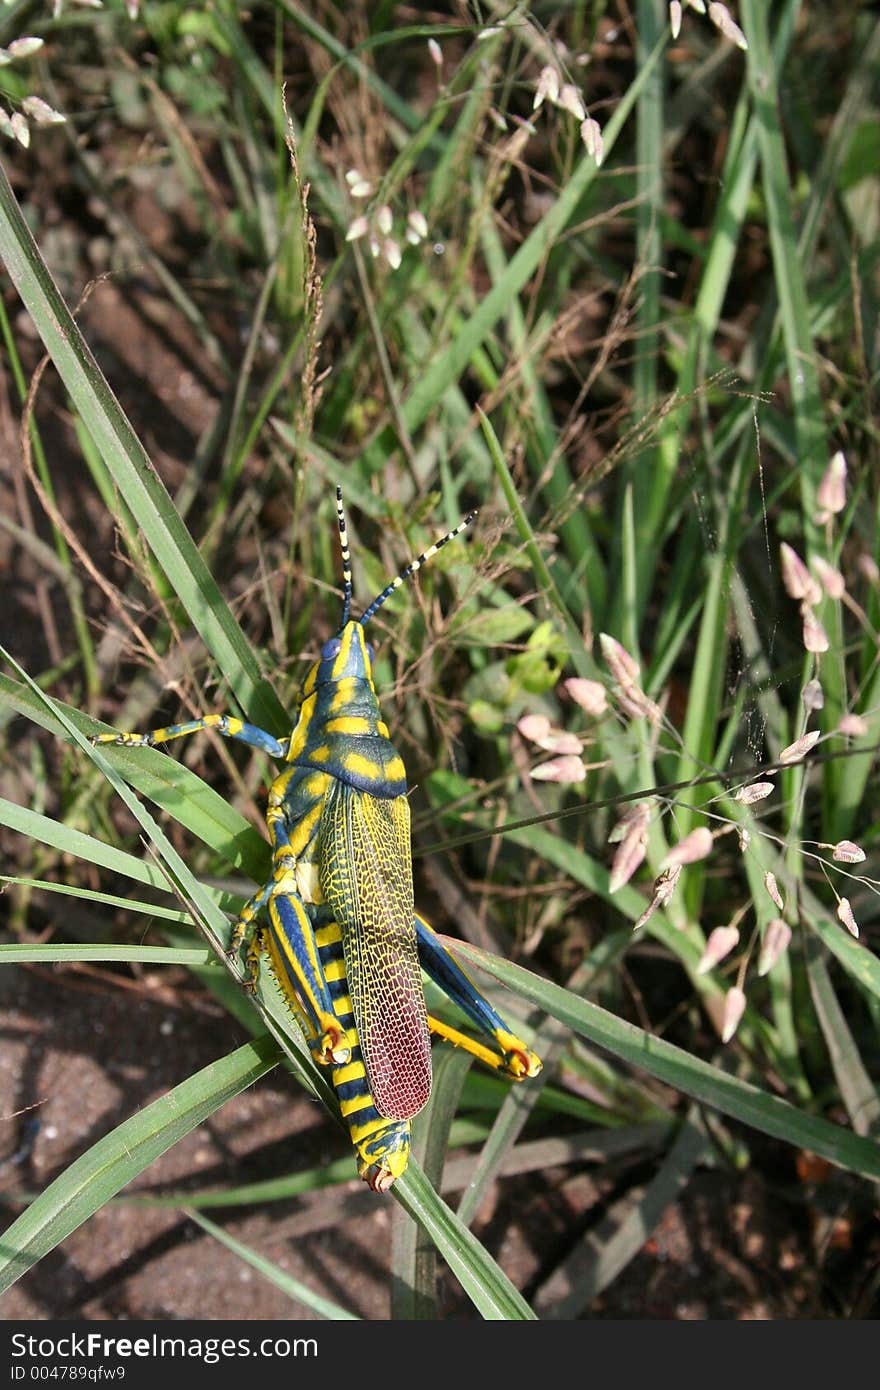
[319,781,431,1120]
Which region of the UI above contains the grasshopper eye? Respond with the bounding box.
[322,637,342,660]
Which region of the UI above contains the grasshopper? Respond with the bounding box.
[93,490,541,1189]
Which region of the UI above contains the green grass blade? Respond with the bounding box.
[478,406,593,674]
[805,903,880,1003]
[741,0,829,518]
[0,672,268,879]
[624,0,665,622]
[0,796,172,892]
[0,879,222,925]
[392,1047,471,1319]
[359,34,667,478]
[456,937,634,1229]
[533,1114,708,1316]
[392,1159,537,1320]
[185,1209,359,1319]
[0,941,214,966]
[740,1,845,820]
[805,944,880,1139]
[1,648,237,971]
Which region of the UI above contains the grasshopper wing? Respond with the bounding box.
[319,781,431,1120]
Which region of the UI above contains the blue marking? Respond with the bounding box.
[266,897,338,1034]
[334,1078,375,1107]
[359,1124,409,1162]
[235,876,274,923]
[227,721,287,758]
[272,808,322,863]
[317,940,345,965]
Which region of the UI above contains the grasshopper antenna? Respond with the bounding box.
[359,510,477,628]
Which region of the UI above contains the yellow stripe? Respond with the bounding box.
[342,751,382,779]
[333,1060,367,1086]
[386,755,405,782]
[286,696,315,760]
[315,921,342,947]
[325,716,371,735]
[269,764,296,800]
[332,626,354,681]
[340,1092,375,1118]
[329,679,359,713]
[265,899,343,1045]
[348,1114,389,1143]
[426,1015,504,1071]
[276,799,323,858]
[323,959,347,982]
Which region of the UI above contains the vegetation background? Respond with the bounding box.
[0,0,879,1320]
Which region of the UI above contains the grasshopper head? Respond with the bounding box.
[310,622,375,690]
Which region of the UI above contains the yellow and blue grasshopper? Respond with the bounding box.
[93,491,541,1190]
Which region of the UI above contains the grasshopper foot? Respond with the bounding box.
[312,1015,351,1067]
[502,1045,543,1080]
[226,920,247,960]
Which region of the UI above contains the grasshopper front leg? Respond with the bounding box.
[91,714,289,758]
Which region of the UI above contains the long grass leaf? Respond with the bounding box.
[0,673,268,878]
[533,1114,708,1316]
[392,1159,536,1320]
[185,1209,359,1319]
[0,1036,281,1294]
[452,943,880,1182]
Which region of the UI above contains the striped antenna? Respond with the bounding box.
[336,486,354,628]
[359,510,478,629]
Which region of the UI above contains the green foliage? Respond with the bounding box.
[1,0,878,1322]
[465,618,569,734]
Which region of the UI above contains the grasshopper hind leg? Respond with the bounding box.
[416,913,542,1080]
[228,884,351,1068]
[263,892,351,1066]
